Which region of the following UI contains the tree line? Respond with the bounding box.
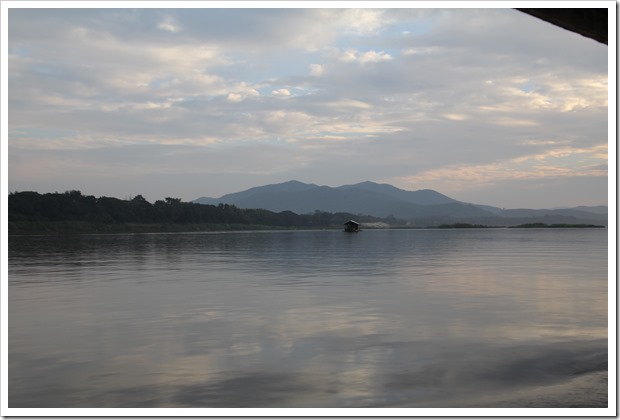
[8,190,397,233]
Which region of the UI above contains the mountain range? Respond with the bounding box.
[193,180,607,226]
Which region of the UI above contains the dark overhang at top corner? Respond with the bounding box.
[516,8,608,45]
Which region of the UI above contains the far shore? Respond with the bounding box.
[8,221,606,236]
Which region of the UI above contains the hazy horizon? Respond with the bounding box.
[9,178,609,212]
[5,4,610,209]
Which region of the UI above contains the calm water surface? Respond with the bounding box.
[8,229,608,408]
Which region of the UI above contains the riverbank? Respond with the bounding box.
[8,220,607,235]
[7,221,308,235]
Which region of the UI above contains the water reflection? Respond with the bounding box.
[8,229,608,408]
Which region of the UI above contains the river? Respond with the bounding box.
[7,228,609,411]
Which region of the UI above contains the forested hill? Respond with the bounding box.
[8,190,395,234]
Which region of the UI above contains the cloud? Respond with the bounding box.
[158,15,181,33]
[334,48,393,65]
[339,8,390,35]
[393,144,608,192]
[6,7,609,208]
[309,64,324,76]
[271,88,291,98]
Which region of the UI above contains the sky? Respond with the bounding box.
[4,3,612,209]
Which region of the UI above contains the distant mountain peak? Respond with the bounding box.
[193,180,458,216]
[281,180,309,186]
[191,180,606,227]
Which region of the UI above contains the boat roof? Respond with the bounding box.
[343,220,359,226]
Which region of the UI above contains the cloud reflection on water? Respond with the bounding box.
[8,230,608,408]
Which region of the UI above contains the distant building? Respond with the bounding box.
[343,220,360,232]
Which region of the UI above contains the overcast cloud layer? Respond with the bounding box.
[7,6,609,208]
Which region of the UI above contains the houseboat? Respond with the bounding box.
[343,220,360,232]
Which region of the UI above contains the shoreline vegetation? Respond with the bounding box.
[8,190,399,235]
[8,191,605,235]
[437,222,605,229]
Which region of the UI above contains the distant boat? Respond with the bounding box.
[343,220,360,232]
